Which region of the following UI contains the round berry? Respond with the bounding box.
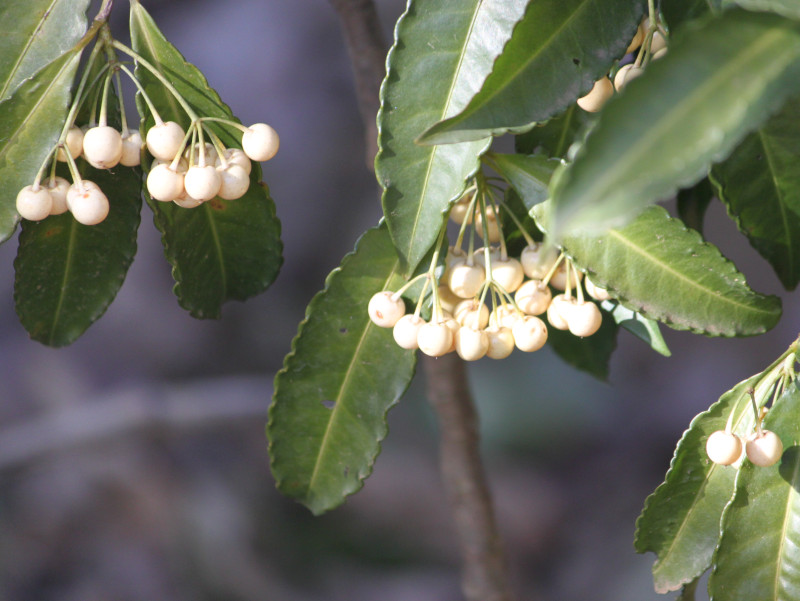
[650,31,667,54]
[184,165,221,201]
[417,321,455,357]
[472,246,501,269]
[147,163,185,202]
[567,300,603,337]
[584,277,611,302]
[57,126,84,162]
[16,185,53,221]
[489,304,519,329]
[746,430,783,467]
[455,326,489,361]
[242,123,279,162]
[454,299,490,329]
[120,129,144,167]
[549,262,583,291]
[447,262,485,299]
[577,77,614,113]
[652,47,668,60]
[614,64,644,92]
[547,294,573,330]
[490,257,524,293]
[46,176,70,215]
[184,142,218,165]
[217,163,250,200]
[437,284,461,315]
[626,21,645,53]
[368,291,406,328]
[67,180,109,225]
[521,243,558,279]
[216,148,252,175]
[515,279,552,316]
[706,430,743,466]
[82,125,123,169]
[173,194,204,209]
[146,121,185,161]
[449,196,474,224]
[486,327,515,359]
[393,314,424,350]
[475,212,501,243]
[512,315,548,352]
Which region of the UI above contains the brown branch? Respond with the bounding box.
[423,354,516,601]
[328,0,386,166]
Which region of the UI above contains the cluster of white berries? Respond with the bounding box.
[706,428,783,468]
[576,17,668,113]
[144,120,278,207]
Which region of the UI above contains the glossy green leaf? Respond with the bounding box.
[677,178,714,234]
[600,300,671,357]
[548,10,800,240]
[14,162,142,347]
[535,203,781,336]
[710,382,800,601]
[710,100,800,290]
[547,312,617,381]
[722,0,800,19]
[514,105,589,158]
[0,50,82,244]
[129,0,282,318]
[635,373,762,593]
[268,226,416,515]
[0,0,91,100]
[483,153,560,208]
[417,0,645,145]
[375,0,528,273]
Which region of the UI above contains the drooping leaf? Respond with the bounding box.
[634,373,763,593]
[548,10,800,240]
[375,0,529,274]
[514,105,589,158]
[0,50,82,244]
[721,0,800,19]
[709,382,800,601]
[546,311,618,381]
[676,178,714,234]
[268,226,416,515]
[710,99,800,290]
[416,0,645,145]
[0,0,91,100]
[483,153,560,208]
[600,300,671,356]
[534,202,781,337]
[129,0,282,318]
[14,162,142,347]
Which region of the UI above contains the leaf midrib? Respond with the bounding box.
[48,218,77,345]
[773,455,800,597]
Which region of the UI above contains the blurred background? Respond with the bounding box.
[1,1,798,600]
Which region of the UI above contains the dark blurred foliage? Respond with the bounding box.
[1,1,799,600]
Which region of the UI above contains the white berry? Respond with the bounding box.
[393,314,424,350]
[217,163,250,200]
[57,126,84,162]
[614,64,644,92]
[16,185,53,221]
[184,165,221,201]
[489,304,520,329]
[626,21,645,53]
[577,77,614,113]
[455,326,489,361]
[173,194,204,209]
[417,321,455,357]
[368,291,406,328]
[46,176,71,215]
[650,31,667,54]
[120,129,143,167]
[447,262,485,299]
[475,212,501,242]
[454,299,490,329]
[746,430,783,467]
[490,257,524,293]
[146,121,185,161]
[515,279,552,316]
[184,142,218,165]
[449,196,474,224]
[242,123,279,162]
[521,243,558,279]
[512,316,548,352]
[216,148,252,175]
[437,284,461,315]
[147,163,185,202]
[547,294,573,330]
[706,430,743,466]
[567,301,603,337]
[82,125,123,169]
[584,277,611,302]
[67,180,109,225]
[486,327,515,360]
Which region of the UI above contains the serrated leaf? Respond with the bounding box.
[14,162,142,347]
[722,0,800,19]
[709,382,800,601]
[483,152,561,208]
[375,0,528,274]
[547,312,617,380]
[600,300,671,357]
[676,178,714,234]
[634,373,762,593]
[0,0,91,101]
[129,0,282,318]
[417,0,645,145]
[0,50,82,244]
[709,100,800,290]
[549,10,800,239]
[268,226,416,515]
[514,105,589,158]
[535,202,781,337]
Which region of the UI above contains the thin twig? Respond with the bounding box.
[328,0,386,166]
[423,354,516,601]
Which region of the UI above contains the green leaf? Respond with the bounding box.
[634,373,762,593]
[375,0,528,273]
[535,203,781,336]
[600,300,671,357]
[0,0,91,101]
[268,226,416,515]
[709,100,800,290]
[483,153,560,208]
[676,178,714,234]
[547,312,617,381]
[722,0,800,19]
[662,0,715,31]
[0,50,82,244]
[548,10,800,240]
[417,0,645,145]
[14,162,142,347]
[129,0,282,318]
[676,577,701,601]
[514,105,589,158]
[709,382,800,601]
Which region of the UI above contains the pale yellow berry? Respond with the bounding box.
[515,279,552,316]
[547,294,572,330]
[706,430,743,466]
[46,176,71,215]
[184,164,221,201]
[512,316,548,352]
[455,326,489,361]
[368,291,406,328]
[16,185,53,221]
[57,126,84,162]
[437,284,461,315]
[614,64,644,92]
[147,163,185,202]
[549,262,583,291]
[242,123,280,162]
[626,21,645,53]
[67,180,109,225]
[489,304,519,329]
[217,163,250,200]
[447,262,485,299]
[216,148,252,175]
[417,321,455,357]
[746,431,783,467]
[454,299,490,329]
[490,257,525,293]
[146,121,185,161]
[584,277,611,302]
[577,77,614,113]
[521,243,558,279]
[486,327,515,359]
[567,301,603,337]
[650,31,667,54]
[120,129,144,167]
[393,314,424,349]
[82,125,123,169]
